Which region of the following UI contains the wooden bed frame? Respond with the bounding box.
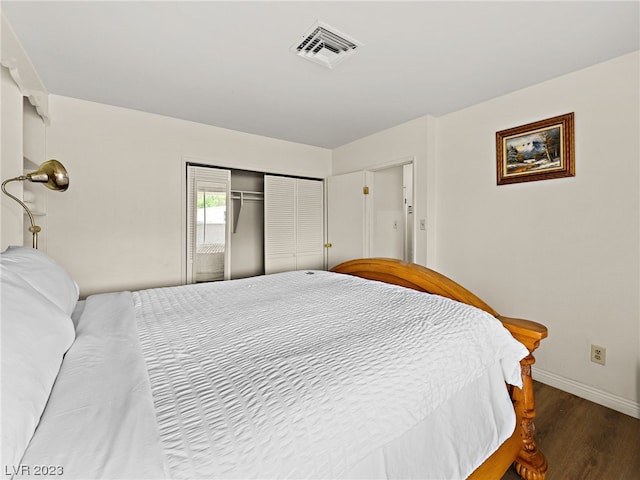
[331,258,548,480]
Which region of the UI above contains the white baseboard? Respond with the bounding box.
[533,368,640,419]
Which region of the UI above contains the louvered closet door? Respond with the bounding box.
[264,176,297,274]
[295,179,324,270]
[264,175,324,274]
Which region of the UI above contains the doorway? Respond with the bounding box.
[370,163,414,262]
[326,161,414,269]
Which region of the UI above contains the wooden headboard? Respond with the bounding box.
[331,257,498,315]
[330,257,547,351]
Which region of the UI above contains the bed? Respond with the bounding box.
[1,247,547,480]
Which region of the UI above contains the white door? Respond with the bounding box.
[264,176,297,274]
[264,176,324,274]
[296,178,324,270]
[326,170,368,269]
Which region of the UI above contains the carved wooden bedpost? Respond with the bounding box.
[499,316,548,480]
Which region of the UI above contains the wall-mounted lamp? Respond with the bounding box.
[1,160,69,249]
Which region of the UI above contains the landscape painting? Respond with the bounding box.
[496,113,575,185]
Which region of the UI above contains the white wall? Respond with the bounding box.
[22,99,48,250]
[45,95,331,296]
[1,11,49,251]
[435,52,639,416]
[332,115,437,266]
[0,67,24,249]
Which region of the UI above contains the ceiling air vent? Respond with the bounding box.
[291,21,362,69]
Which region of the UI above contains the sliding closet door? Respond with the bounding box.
[264,176,297,273]
[264,175,324,274]
[186,166,231,283]
[295,179,324,270]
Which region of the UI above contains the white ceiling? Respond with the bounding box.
[3,1,639,149]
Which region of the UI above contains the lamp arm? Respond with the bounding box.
[1,176,41,248]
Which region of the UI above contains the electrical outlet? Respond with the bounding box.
[419,219,426,231]
[591,344,606,366]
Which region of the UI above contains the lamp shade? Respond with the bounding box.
[26,160,69,191]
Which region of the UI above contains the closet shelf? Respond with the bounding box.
[231,190,263,200]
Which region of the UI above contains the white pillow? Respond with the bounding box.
[1,246,79,315]
[0,267,76,468]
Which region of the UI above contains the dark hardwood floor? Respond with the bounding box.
[501,381,640,480]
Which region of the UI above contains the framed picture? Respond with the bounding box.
[496,112,574,185]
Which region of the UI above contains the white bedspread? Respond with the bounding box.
[19,293,168,479]
[18,270,527,479]
[133,270,528,479]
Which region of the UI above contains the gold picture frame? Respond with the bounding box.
[496,113,575,185]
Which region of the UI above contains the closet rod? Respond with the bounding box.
[231,190,263,234]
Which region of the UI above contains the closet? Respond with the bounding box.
[186,165,324,283]
[230,170,264,279]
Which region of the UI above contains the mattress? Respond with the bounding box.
[19,270,528,479]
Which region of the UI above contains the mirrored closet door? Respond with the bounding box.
[186,166,231,283]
